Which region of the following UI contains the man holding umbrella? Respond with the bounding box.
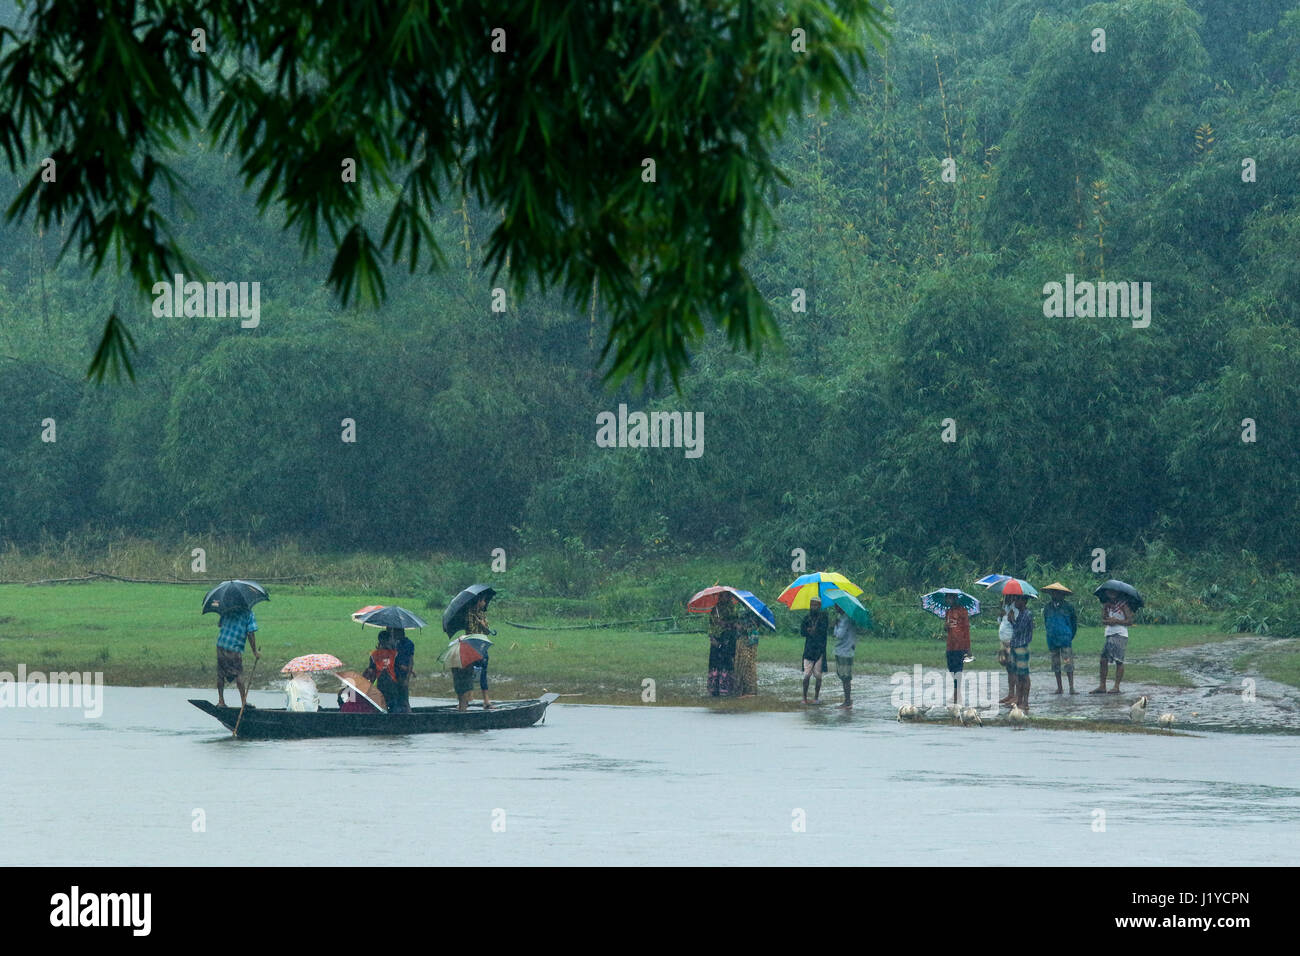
[465,595,496,710]
[1091,582,1139,694]
[442,585,497,711]
[216,608,260,709]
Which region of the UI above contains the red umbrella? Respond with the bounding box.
[686,586,777,629]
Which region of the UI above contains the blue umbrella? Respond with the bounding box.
[975,573,1012,588]
[686,586,777,631]
[733,590,777,631]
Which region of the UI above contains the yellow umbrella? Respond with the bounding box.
[777,572,863,609]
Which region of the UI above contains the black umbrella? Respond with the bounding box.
[201,580,269,615]
[442,584,496,636]
[355,606,427,631]
[1093,579,1143,610]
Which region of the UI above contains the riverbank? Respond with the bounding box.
[2,582,1296,733]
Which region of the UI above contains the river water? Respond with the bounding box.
[2,686,1297,866]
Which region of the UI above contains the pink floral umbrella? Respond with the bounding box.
[280,653,344,674]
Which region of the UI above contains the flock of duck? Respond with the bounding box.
[896,695,1178,729]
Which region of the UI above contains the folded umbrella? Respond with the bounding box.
[201,580,269,615]
[686,586,777,630]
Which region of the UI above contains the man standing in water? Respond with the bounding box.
[832,605,857,709]
[1091,588,1134,694]
[997,596,1018,705]
[943,592,971,706]
[216,605,260,709]
[1009,594,1034,712]
[800,598,829,705]
[1042,584,1078,695]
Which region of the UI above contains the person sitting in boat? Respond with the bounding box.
[336,671,384,713]
[284,671,320,712]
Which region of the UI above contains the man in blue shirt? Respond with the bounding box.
[1042,583,1078,695]
[216,607,260,708]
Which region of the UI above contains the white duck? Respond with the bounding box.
[946,703,963,722]
[1156,712,1175,728]
[897,704,917,721]
[960,707,982,727]
[1130,696,1149,723]
[1007,704,1026,726]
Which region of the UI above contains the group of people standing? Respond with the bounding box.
[939,582,1138,714]
[707,595,862,706]
[797,599,859,707]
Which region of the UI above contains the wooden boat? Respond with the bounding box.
[189,693,559,739]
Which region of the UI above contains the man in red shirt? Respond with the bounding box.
[944,592,971,706]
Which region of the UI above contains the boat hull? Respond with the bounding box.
[189,694,559,739]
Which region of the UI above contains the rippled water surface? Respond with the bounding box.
[2,686,1297,865]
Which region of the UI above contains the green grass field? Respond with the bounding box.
[0,581,1276,707]
[1236,643,1300,689]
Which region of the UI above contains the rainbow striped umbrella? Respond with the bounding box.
[280,653,344,674]
[991,578,1038,598]
[777,572,863,610]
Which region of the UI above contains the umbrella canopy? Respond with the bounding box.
[920,588,980,618]
[975,573,1013,588]
[355,606,427,630]
[201,580,269,615]
[351,604,385,623]
[991,578,1038,599]
[281,653,344,674]
[438,636,493,669]
[335,670,385,712]
[442,584,497,636]
[777,572,863,610]
[823,587,873,628]
[1094,580,1144,610]
[686,586,777,631]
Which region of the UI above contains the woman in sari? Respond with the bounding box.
[733,611,760,698]
[707,592,741,696]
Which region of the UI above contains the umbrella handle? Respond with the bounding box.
[232,655,261,738]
